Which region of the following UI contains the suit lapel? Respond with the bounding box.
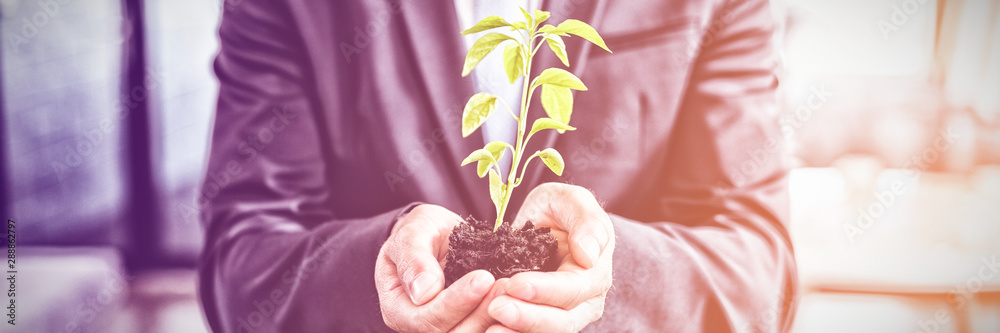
[397,1,489,215]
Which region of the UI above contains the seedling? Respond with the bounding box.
[459,8,611,231]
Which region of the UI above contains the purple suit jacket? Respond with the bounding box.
[199,0,796,331]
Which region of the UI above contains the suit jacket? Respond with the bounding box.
[199,0,797,331]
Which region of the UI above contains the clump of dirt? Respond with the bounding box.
[444,216,558,286]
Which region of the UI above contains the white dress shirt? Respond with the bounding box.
[455,0,538,175]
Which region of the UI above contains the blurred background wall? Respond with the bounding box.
[773,1,1000,332]
[1,0,218,331]
[0,0,997,332]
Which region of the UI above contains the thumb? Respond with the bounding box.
[417,270,496,331]
[450,278,510,332]
[515,183,612,269]
[388,226,448,305]
[388,206,462,305]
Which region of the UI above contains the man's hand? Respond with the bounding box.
[376,204,498,332]
[487,183,616,333]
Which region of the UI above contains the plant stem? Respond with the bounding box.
[494,28,537,231]
[498,98,518,121]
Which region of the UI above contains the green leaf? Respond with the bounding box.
[539,19,611,53]
[544,34,569,67]
[461,148,497,177]
[529,117,576,137]
[476,160,493,178]
[461,148,497,166]
[463,33,514,77]
[519,7,533,30]
[541,85,573,130]
[488,169,505,212]
[534,10,551,25]
[536,148,566,176]
[484,141,512,162]
[468,141,512,179]
[538,24,569,36]
[462,16,512,35]
[502,43,524,84]
[461,93,498,137]
[510,21,527,30]
[531,68,587,91]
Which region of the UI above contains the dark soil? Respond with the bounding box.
[444,216,558,286]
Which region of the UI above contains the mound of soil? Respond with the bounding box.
[444,216,558,286]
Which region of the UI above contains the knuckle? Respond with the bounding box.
[595,274,612,293]
[564,183,590,198]
[388,228,410,251]
[537,182,564,197]
[399,218,422,235]
[409,212,440,231]
[538,182,561,191]
[374,266,390,289]
[385,238,407,263]
[397,256,421,282]
[552,183,575,195]
[376,246,389,264]
[400,210,421,227]
[412,204,435,214]
[395,225,426,251]
[418,204,450,218]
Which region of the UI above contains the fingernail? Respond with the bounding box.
[580,235,601,267]
[507,283,535,301]
[489,300,518,324]
[470,272,493,295]
[409,273,437,304]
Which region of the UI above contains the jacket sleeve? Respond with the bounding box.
[586,0,797,332]
[198,2,402,332]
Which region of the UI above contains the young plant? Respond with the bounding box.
[459,8,611,231]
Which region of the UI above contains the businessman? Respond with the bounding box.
[199,0,796,331]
